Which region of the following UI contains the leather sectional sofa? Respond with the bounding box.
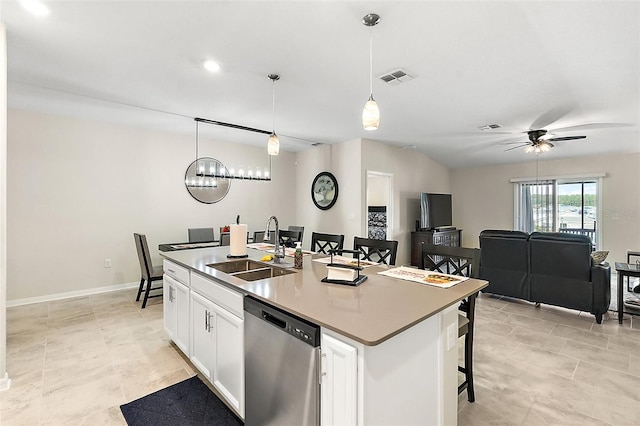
[478,230,611,323]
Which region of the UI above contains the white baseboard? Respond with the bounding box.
[0,372,11,392]
[7,281,140,307]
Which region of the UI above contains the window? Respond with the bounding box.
[513,176,602,249]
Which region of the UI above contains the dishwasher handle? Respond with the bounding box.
[262,311,286,329]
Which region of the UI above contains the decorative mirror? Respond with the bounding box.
[311,171,339,210]
[184,157,231,204]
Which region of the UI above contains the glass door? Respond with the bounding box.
[557,180,598,248]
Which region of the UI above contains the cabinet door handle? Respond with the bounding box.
[204,309,209,330]
[168,268,176,273]
[318,349,326,385]
[208,313,214,333]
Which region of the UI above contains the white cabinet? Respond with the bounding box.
[189,273,245,418]
[163,275,190,355]
[211,302,244,415]
[321,331,358,426]
[163,260,190,356]
[320,304,458,426]
[190,290,216,379]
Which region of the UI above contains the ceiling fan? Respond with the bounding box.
[502,129,586,153]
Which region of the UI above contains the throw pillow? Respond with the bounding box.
[590,250,609,265]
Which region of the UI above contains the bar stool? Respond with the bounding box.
[353,236,398,265]
[420,243,480,402]
[311,232,345,254]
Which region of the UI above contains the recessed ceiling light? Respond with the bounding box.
[203,60,221,73]
[19,0,50,16]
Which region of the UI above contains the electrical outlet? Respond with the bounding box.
[447,323,457,351]
[104,259,112,268]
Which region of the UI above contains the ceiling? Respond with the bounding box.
[3,0,639,169]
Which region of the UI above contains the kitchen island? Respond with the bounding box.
[161,245,487,425]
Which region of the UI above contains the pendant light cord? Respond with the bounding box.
[272,79,276,133]
[195,120,199,160]
[369,29,373,96]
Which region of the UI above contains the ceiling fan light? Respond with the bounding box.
[267,133,280,156]
[525,145,535,153]
[363,96,380,130]
[541,143,551,152]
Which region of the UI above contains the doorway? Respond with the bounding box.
[366,171,393,240]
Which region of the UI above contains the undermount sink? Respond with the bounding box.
[207,259,296,282]
[207,259,268,274]
[233,267,296,281]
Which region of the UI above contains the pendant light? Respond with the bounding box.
[362,13,380,131]
[267,74,280,156]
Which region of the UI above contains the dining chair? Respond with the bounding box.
[279,229,302,248]
[220,232,231,246]
[188,227,215,243]
[310,232,345,254]
[353,236,398,265]
[287,225,305,242]
[133,233,163,308]
[420,243,480,403]
[253,230,276,244]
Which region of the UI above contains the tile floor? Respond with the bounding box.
[2,287,640,425]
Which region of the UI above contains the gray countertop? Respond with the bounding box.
[161,246,488,346]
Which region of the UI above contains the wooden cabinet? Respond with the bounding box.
[189,275,245,418]
[321,331,358,426]
[410,229,462,266]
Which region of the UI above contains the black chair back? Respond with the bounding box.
[288,225,305,242]
[311,232,345,254]
[420,244,480,278]
[353,236,398,265]
[279,230,302,248]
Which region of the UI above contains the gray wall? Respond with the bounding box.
[7,109,297,302]
[451,152,640,263]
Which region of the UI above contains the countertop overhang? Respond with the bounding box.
[161,246,488,346]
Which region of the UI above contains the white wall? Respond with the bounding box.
[361,139,451,265]
[451,152,640,263]
[7,109,297,302]
[367,174,389,206]
[1,17,10,389]
[295,139,363,250]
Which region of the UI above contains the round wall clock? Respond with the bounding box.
[311,171,339,210]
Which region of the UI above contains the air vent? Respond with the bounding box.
[478,124,502,130]
[379,69,414,86]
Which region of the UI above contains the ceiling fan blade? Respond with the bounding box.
[547,135,586,142]
[499,140,529,145]
[504,144,529,152]
[549,123,629,132]
[529,105,574,130]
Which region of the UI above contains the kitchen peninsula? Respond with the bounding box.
[160,246,487,425]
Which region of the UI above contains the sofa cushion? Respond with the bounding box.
[479,230,530,299]
[529,232,593,311]
[529,232,592,281]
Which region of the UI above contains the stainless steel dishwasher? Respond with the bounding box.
[244,296,320,426]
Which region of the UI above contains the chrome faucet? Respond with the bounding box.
[264,215,285,263]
